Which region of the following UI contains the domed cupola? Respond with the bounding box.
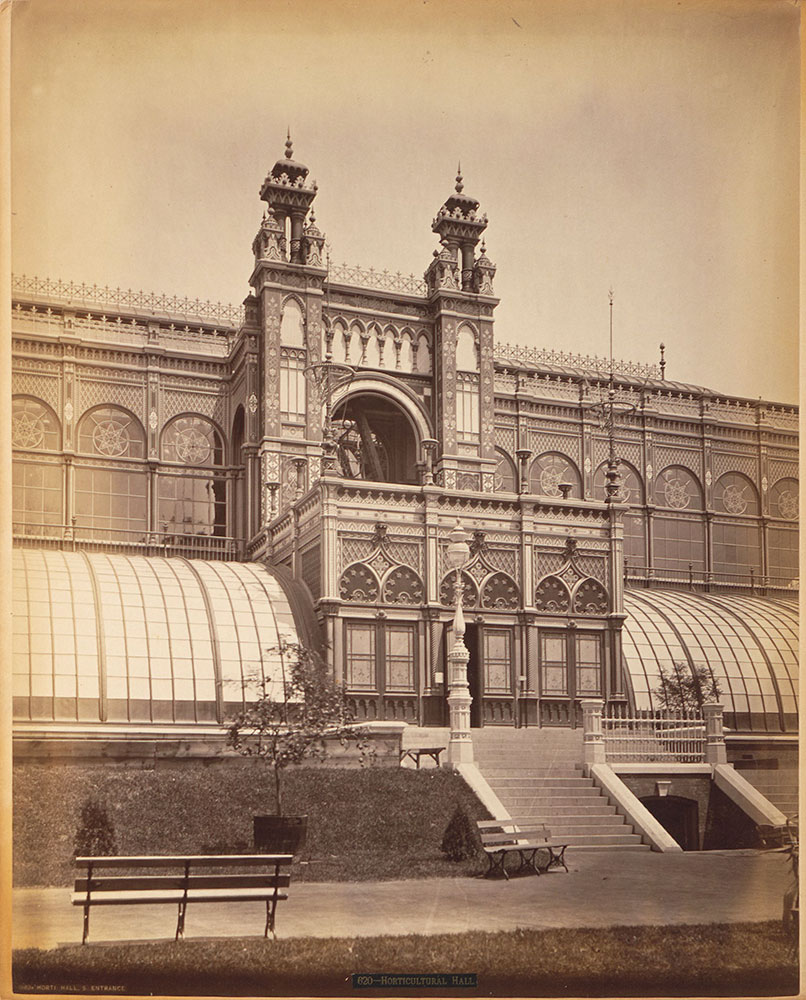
[258,131,318,264]
[426,165,491,294]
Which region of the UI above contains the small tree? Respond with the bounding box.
[227,642,372,815]
[654,662,721,713]
[74,797,117,857]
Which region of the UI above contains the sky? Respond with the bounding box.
[9,0,800,403]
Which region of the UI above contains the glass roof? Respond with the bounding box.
[12,550,304,726]
[623,589,798,732]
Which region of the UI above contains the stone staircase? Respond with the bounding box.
[472,727,650,852]
[734,765,799,821]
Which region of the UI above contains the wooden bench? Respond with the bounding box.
[477,820,569,879]
[72,853,292,943]
[399,746,446,769]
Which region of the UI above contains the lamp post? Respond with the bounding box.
[304,348,354,474]
[445,520,473,765]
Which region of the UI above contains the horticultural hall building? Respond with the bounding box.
[11,140,799,840]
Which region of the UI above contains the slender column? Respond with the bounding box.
[447,573,473,765]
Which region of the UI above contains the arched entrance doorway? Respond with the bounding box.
[331,393,419,485]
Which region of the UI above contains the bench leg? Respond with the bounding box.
[517,849,541,876]
[485,851,509,880]
[549,847,568,873]
[176,901,188,941]
[265,898,278,939]
[82,904,90,945]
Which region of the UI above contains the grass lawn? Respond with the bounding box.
[12,921,798,997]
[14,761,489,886]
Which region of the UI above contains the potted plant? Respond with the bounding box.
[227,641,372,853]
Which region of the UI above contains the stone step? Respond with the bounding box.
[496,798,612,812]
[484,775,595,787]
[496,789,606,802]
[479,764,587,782]
[537,812,627,826]
[521,803,619,817]
[514,816,628,832]
[541,832,645,847]
[569,843,652,853]
[475,757,584,767]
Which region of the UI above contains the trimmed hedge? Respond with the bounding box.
[13,759,490,886]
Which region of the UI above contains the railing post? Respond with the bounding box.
[581,698,606,765]
[702,702,727,764]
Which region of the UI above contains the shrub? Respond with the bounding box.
[74,797,117,858]
[440,804,479,861]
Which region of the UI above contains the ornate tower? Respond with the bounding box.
[425,167,498,492]
[248,134,327,537]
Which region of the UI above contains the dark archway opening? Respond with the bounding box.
[640,795,699,850]
[332,394,418,485]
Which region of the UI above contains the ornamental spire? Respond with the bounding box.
[455,162,463,194]
[285,128,293,159]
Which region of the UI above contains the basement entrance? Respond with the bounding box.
[640,795,699,850]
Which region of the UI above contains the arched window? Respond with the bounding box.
[456,373,480,444]
[494,448,517,493]
[593,460,646,567]
[768,478,798,583]
[364,325,382,368]
[414,333,430,373]
[593,461,644,505]
[769,478,798,522]
[529,452,582,498]
[328,320,347,363]
[160,416,226,537]
[162,415,224,466]
[12,396,61,452]
[73,406,148,541]
[456,323,478,372]
[78,406,145,459]
[399,331,414,372]
[654,465,703,510]
[279,298,304,347]
[714,472,759,516]
[12,397,63,531]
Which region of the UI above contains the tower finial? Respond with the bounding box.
[455,162,464,194]
[285,128,293,159]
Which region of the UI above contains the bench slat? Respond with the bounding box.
[74,873,291,893]
[75,854,292,868]
[72,889,289,906]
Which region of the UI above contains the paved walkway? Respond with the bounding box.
[13,849,791,950]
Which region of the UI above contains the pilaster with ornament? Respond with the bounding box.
[520,612,537,697]
[259,287,284,439]
[704,510,715,577]
[478,322,496,465]
[581,408,594,496]
[62,345,75,453]
[759,444,769,516]
[423,487,442,606]
[321,478,340,602]
[144,355,161,537]
[606,501,628,615]
[607,613,627,699]
[146,367,160,460]
[304,291,324,446]
[702,429,713,510]
[519,499,535,615]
